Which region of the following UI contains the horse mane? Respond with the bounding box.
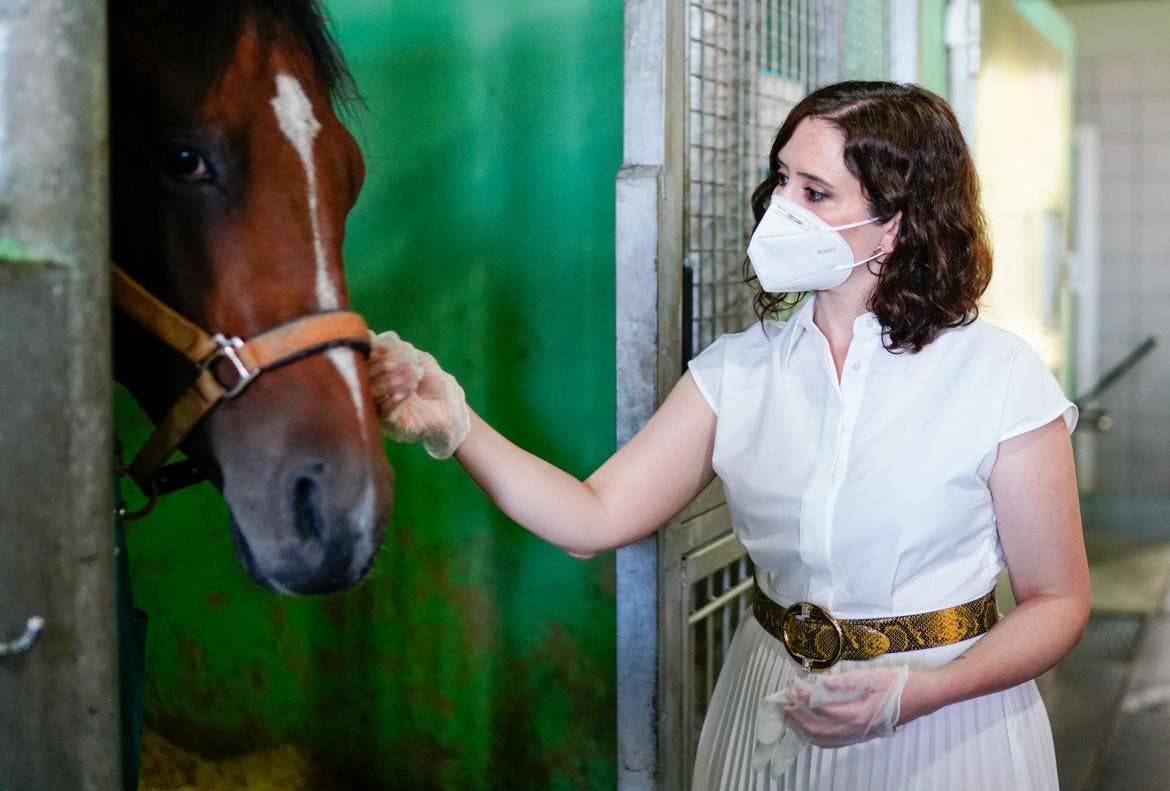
[111,0,358,107]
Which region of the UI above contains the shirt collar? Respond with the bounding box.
[780,295,884,367]
[780,298,817,367]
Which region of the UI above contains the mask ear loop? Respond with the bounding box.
[829,245,885,274]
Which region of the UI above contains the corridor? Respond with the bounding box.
[1042,497,1170,790]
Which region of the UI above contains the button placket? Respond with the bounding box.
[799,326,842,605]
[815,337,878,605]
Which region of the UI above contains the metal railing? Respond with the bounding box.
[683,533,754,769]
[1075,334,1161,432]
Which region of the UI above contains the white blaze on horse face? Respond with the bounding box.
[271,72,366,435]
[270,72,332,307]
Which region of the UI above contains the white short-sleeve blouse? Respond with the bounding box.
[687,297,1077,619]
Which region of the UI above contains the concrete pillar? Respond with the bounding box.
[0,0,119,788]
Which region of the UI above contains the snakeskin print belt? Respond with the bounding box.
[752,580,999,672]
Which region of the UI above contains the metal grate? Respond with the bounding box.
[687,550,755,761]
[683,0,890,360]
[1065,612,1144,664]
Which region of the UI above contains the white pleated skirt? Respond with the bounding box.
[692,613,1059,791]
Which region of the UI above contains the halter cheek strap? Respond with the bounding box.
[111,265,371,498]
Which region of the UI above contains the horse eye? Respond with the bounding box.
[160,146,214,183]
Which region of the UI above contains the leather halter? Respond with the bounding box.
[111,265,371,498]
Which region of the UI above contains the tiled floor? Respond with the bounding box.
[1040,529,1170,791]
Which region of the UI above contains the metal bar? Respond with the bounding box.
[799,0,808,85]
[1074,334,1161,407]
[717,564,731,693]
[617,0,686,786]
[688,576,755,623]
[0,616,45,657]
[0,0,118,789]
[703,578,714,705]
[677,569,694,790]
[739,557,752,618]
[781,0,790,80]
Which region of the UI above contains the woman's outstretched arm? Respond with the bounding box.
[368,334,718,556]
[455,373,717,557]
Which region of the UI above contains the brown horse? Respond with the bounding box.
[109,0,392,595]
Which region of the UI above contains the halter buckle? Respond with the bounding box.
[202,333,257,398]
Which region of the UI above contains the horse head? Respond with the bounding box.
[109,0,393,595]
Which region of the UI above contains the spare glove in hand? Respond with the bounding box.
[752,665,909,778]
[780,665,909,748]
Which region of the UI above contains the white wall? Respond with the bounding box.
[1065,1,1170,495]
[974,0,1072,370]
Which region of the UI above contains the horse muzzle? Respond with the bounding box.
[226,453,388,595]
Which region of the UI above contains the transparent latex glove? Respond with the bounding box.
[368,330,471,459]
[781,665,910,748]
[752,665,909,777]
[751,692,807,779]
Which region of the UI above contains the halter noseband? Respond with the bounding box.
[111,265,371,506]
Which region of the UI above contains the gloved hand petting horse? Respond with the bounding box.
[368,331,471,459]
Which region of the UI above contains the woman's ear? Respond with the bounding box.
[880,210,902,255]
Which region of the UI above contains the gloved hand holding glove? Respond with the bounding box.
[752,665,910,778]
[368,330,471,459]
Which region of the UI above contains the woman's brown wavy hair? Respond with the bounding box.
[748,81,992,352]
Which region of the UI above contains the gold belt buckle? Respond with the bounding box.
[780,601,845,671]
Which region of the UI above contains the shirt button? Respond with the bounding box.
[852,362,861,371]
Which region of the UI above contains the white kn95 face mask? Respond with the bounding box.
[747,195,883,293]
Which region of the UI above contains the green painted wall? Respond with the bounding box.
[120,1,622,788]
[919,0,948,96]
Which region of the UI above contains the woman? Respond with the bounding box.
[369,81,1089,790]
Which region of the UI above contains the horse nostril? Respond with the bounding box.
[292,474,325,543]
